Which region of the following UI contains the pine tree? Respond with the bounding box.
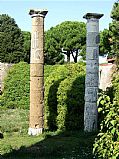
[0,14,24,63]
[109,1,119,66]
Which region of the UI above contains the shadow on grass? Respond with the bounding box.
[1,69,96,159]
[1,130,97,159]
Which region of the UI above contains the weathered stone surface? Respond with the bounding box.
[32,16,44,26]
[30,49,44,64]
[85,87,98,102]
[30,63,44,77]
[87,19,99,32]
[86,59,99,73]
[84,102,98,131]
[87,32,100,47]
[29,116,44,128]
[86,47,99,60]
[30,90,44,104]
[83,13,103,132]
[85,73,99,87]
[30,103,44,117]
[31,33,44,49]
[30,77,44,90]
[29,9,48,135]
[84,102,98,115]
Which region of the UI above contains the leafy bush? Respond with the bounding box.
[0,62,30,109]
[0,62,55,109]
[0,62,86,132]
[44,65,69,130]
[112,72,119,103]
[44,63,85,131]
[93,73,119,159]
[57,63,85,131]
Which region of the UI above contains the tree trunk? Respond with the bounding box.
[67,51,70,62]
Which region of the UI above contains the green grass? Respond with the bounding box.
[0,108,96,159]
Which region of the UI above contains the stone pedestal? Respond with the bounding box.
[28,9,48,135]
[83,13,103,132]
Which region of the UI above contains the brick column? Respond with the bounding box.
[83,13,103,132]
[28,9,48,135]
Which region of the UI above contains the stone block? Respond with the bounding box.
[30,77,44,90]
[85,87,98,102]
[30,63,44,77]
[86,59,99,73]
[32,16,44,26]
[87,19,99,32]
[85,73,99,87]
[87,32,100,47]
[29,116,44,128]
[30,49,44,64]
[86,47,99,60]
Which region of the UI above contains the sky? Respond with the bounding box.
[0,0,116,32]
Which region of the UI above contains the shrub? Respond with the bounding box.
[0,62,30,109]
[57,63,85,131]
[0,62,86,132]
[93,73,119,159]
[0,62,55,109]
[44,65,69,130]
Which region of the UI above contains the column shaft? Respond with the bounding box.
[83,13,103,132]
[28,9,48,135]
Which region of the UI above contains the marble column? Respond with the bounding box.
[28,9,48,135]
[83,13,103,132]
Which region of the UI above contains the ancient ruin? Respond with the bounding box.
[83,13,103,132]
[28,9,48,135]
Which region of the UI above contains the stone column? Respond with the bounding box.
[83,13,103,132]
[28,9,48,135]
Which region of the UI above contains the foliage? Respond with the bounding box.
[57,63,85,131]
[22,31,31,63]
[44,65,69,130]
[45,21,86,63]
[44,62,85,131]
[112,72,119,103]
[99,29,111,56]
[44,29,64,65]
[109,1,119,66]
[0,14,24,63]
[0,62,85,131]
[0,62,30,109]
[93,74,119,158]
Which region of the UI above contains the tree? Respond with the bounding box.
[44,28,64,65]
[109,1,119,65]
[99,29,111,56]
[22,31,31,63]
[45,21,86,64]
[0,14,24,63]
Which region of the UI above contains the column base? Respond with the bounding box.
[28,127,43,136]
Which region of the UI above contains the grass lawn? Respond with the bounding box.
[0,109,96,159]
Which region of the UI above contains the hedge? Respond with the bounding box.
[0,62,86,131]
[0,62,54,109]
[57,63,85,131]
[0,62,30,109]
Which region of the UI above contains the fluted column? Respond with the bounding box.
[83,13,103,132]
[28,9,48,135]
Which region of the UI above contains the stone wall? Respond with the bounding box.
[99,63,116,91]
[0,62,13,93]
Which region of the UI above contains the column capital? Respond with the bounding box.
[29,9,48,18]
[83,13,104,19]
